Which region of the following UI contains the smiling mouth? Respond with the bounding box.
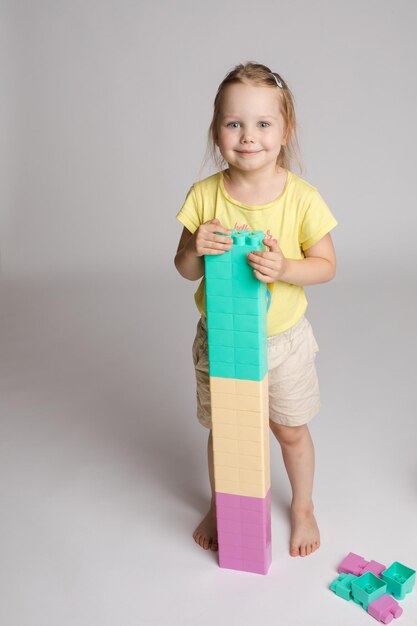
[238,150,260,154]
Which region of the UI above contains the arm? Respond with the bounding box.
[174,220,233,281]
[281,233,336,285]
[247,233,336,286]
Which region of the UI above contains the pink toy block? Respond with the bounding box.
[216,490,271,574]
[338,552,370,576]
[363,561,386,578]
[338,553,386,578]
[368,594,403,624]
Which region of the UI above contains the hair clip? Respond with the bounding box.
[271,73,283,89]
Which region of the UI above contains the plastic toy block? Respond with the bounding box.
[363,561,387,577]
[205,231,271,573]
[216,490,271,574]
[338,552,370,576]
[367,595,403,624]
[214,477,270,499]
[381,562,416,600]
[214,450,264,471]
[330,573,358,601]
[351,573,387,610]
[211,393,265,414]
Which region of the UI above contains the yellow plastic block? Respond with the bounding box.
[237,425,262,442]
[213,437,239,454]
[235,410,264,428]
[213,450,240,468]
[214,464,239,483]
[214,478,268,498]
[235,378,265,396]
[211,407,238,425]
[209,377,237,395]
[238,440,263,457]
[214,450,265,471]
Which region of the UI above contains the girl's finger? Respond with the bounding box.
[247,255,276,271]
[253,269,269,282]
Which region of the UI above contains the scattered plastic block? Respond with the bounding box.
[338,552,370,576]
[382,562,416,600]
[351,572,387,610]
[368,594,403,624]
[363,561,387,578]
[330,573,358,600]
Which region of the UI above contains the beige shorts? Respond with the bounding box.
[192,315,320,428]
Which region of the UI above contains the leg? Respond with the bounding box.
[192,429,218,551]
[269,420,320,557]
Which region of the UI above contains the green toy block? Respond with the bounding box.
[234,314,262,333]
[209,361,236,378]
[209,329,235,347]
[206,312,234,330]
[206,278,233,297]
[206,295,234,314]
[381,562,416,600]
[351,572,387,610]
[330,573,358,601]
[205,230,268,382]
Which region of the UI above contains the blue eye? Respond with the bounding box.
[227,122,240,128]
[259,121,270,128]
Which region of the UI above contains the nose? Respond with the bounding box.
[241,134,254,144]
[241,128,255,143]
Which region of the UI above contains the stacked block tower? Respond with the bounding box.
[204,230,271,575]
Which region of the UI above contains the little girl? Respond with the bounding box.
[174,62,337,558]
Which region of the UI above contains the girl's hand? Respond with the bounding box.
[247,238,287,283]
[190,219,233,257]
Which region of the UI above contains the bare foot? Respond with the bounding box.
[290,506,320,557]
[193,505,218,551]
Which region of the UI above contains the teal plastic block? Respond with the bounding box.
[209,361,236,378]
[234,315,262,333]
[234,331,263,350]
[351,572,387,610]
[206,278,233,297]
[381,562,416,600]
[209,329,235,347]
[208,345,235,364]
[235,347,263,366]
[330,573,358,601]
[204,230,268,382]
[207,312,234,330]
[235,298,265,316]
[206,295,234,314]
[205,261,233,279]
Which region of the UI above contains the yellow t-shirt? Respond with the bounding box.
[176,169,338,336]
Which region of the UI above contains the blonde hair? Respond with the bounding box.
[200,62,302,176]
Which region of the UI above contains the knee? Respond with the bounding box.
[269,421,307,447]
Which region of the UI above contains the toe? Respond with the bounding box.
[290,545,299,557]
[306,544,312,556]
[300,545,307,557]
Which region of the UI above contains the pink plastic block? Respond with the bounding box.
[338,552,370,576]
[368,594,403,624]
[219,541,271,575]
[363,561,386,578]
[216,490,271,575]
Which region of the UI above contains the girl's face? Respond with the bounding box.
[216,81,287,175]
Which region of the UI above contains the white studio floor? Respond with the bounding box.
[0,270,416,626]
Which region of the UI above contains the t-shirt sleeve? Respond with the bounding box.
[300,190,338,251]
[176,185,202,234]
